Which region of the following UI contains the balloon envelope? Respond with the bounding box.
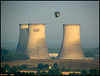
[54,11,60,18]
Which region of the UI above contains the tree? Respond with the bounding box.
[41,71,48,75]
[48,63,62,75]
[66,68,72,71]
[81,69,87,75]
[36,70,42,75]
[68,73,80,75]
[48,68,62,75]
[68,73,76,75]
[14,71,22,76]
[1,53,30,62]
[28,72,35,75]
[61,67,66,71]
[33,67,36,71]
[43,64,49,69]
[1,67,6,74]
[15,54,30,60]
[1,49,13,55]
[84,51,95,57]
[89,69,99,75]
[37,63,44,69]
[9,66,17,74]
[36,70,48,75]
[53,63,58,69]
[19,64,28,70]
[3,64,9,70]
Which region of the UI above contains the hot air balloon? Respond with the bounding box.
[54,11,60,19]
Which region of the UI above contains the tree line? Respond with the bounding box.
[1,49,30,62]
[1,63,99,75]
[1,48,99,62]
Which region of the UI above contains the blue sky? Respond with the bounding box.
[1,1,99,48]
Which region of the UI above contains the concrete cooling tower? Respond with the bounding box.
[16,24,28,54]
[58,24,85,59]
[25,24,50,59]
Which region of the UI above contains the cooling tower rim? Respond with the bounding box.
[19,24,28,25]
[63,24,80,26]
[28,23,45,25]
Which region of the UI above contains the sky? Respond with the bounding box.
[1,1,99,48]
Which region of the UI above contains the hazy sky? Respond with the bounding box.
[1,1,99,48]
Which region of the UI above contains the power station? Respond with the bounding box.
[16,23,84,59]
[25,24,50,59]
[58,24,85,59]
[16,24,28,54]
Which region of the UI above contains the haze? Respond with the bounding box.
[1,1,99,48]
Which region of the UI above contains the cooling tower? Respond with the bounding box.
[25,24,50,59]
[58,24,85,59]
[16,24,28,54]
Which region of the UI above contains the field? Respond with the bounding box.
[1,59,99,69]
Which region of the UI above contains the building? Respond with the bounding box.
[58,24,85,59]
[16,24,28,54]
[85,57,94,60]
[49,53,58,58]
[25,24,50,59]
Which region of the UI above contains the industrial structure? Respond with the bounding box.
[16,24,28,54]
[58,24,85,59]
[16,23,84,59]
[25,24,50,59]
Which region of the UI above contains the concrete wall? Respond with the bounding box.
[58,24,85,59]
[25,24,50,59]
[16,24,28,54]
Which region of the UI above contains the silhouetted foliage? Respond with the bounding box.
[68,73,76,75]
[7,73,11,76]
[36,70,48,75]
[53,63,58,69]
[14,71,22,76]
[1,53,30,62]
[81,69,87,75]
[43,64,49,69]
[47,63,62,75]
[18,64,28,70]
[84,51,95,57]
[36,63,62,75]
[36,70,42,75]
[51,57,58,59]
[68,73,81,75]
[1,64,99,75]
[80,69,99,75]
[89,69,99,75]
[37,63,44,69]
[3,64,9,70]
[36,63,49,70]
[28,72,35,75]
[1,67,6,74]
[83,47,99,57]
[1,49,13,55]
[32,67,36,71]
[41,71,48,75]
[9,66,18,74]
[48,68,62,75]
[14,71,35,76]
[61,67,66,71]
